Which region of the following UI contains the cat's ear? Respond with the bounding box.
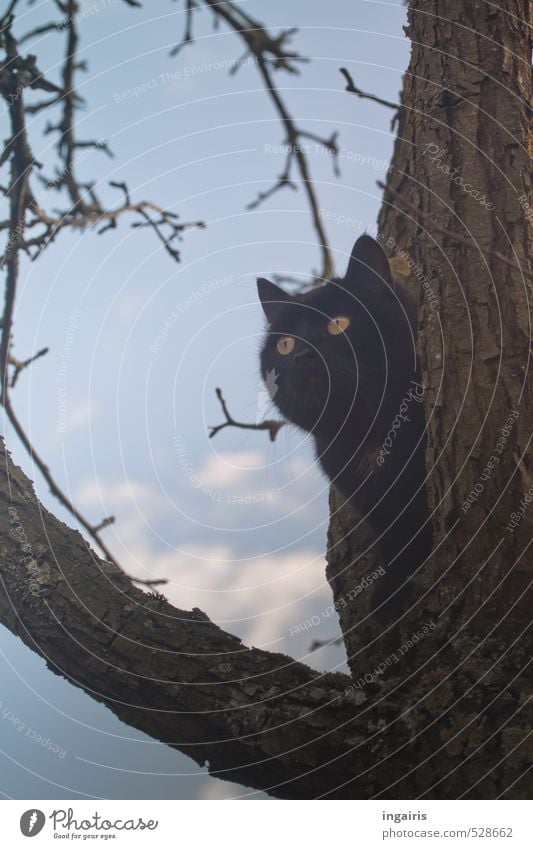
[257,278,290,324]
[344,235,392,299]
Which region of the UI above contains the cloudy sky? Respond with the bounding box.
[1,0,409,799]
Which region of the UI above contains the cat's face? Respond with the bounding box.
[258,235,416,439]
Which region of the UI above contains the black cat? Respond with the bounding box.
[257,235,432,623]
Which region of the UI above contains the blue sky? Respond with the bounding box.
[1,0,409,800]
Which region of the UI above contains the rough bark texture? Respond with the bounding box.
[326,0,532,798]
[0,1,531,800]
[0,438,459,799]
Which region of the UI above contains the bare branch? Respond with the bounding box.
[340,67,399,110]
[3,391,125,570]
[170,0,197,56]
[177,0,336,282]
[340,67,400,132]
[18,22,63,44]
[246,150,297,210]
[9,346,49,388]
[0,439,383,800]
[0,0,21,28]
[309,636,343,652]
[0,26,35,400]
[92,516,116,533]
[0,16,196,578]
[131,206,205,263]
[209,388,285,442]
[131,577,168,587]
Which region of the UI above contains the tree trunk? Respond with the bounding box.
[326,0,532,797]
[0,1,531,799]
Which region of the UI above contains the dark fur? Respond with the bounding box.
[258,235,432,622]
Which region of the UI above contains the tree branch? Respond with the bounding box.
[0,17,198,577]
[8,346,49,388]
[209,388,285,442]
[0,0,21,28]
[176,0,337,282]
[170,0,197,56]
[340,67,399,110]
[0,436,381,799]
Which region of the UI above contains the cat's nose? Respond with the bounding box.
[293,344,314,361]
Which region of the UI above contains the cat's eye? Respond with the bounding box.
[327,315,351,335]
[276,336,295,355]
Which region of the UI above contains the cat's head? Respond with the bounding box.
[257,235,417,438]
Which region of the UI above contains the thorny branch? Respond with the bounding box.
[0,7,203,584]
[209,388,285,442]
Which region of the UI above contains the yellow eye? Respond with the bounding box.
[276,336,295,355]
[327,315,351,335]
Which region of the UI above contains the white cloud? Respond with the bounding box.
[117,537,345,672]
[196,450,264,488]
[199,777,265,800]
[76,460,346,673]
[75,478,174,538]
[60,400,100,434]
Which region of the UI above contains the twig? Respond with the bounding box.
[377,181,522,272]
[309,636,343,651]
[246,150,297,210]
[177,0,336,282]
[18,22,63,44]
[0,0,21,28]
[3,391,122,569]
[0,17,193,579]
[9,187,204,263]
[132,578,168,586]
[0,25,122,567]
[209,388,285,442]
[13,6,205,262]
[271,272,312,287]
[92,516,116,533]
[132,206,205,263]
[170,0,197,56]
[4,375,165,591]
[9,346,49,388]
[340,67,399,110]
[0,27,35,402]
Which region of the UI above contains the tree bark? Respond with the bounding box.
[0,1,531,799]
[326,0,532,798]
